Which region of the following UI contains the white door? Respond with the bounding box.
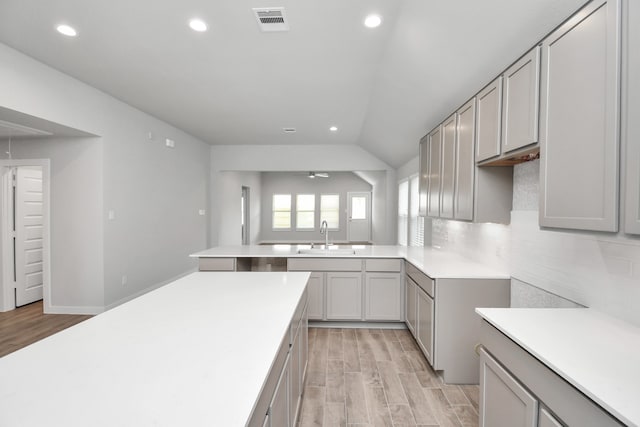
[14,166,44,307]
[347,192,371,242]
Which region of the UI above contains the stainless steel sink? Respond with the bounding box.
[297,247,356,255]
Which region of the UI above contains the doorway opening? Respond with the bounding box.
[0,160,50,312]
[241,186,250,245]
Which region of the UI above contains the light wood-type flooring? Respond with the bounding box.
[0,300,92,358]
[299,327,479,427]
[0,304,478,426]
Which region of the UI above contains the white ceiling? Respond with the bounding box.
[0,0,587,167]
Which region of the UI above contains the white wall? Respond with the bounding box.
[396,155,419,181]
[0,42,210,312]
[217,171,261,246]
[210,145,397,245]
[0,138,103,311]
[260,172,371,243]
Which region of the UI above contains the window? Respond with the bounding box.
[398,180,409,246]
[272,194,291,230]
[296,194,315,229]
[320,194,340,229]
[398,175,424,246]
[409,175,424,246]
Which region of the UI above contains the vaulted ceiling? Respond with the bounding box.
[0,0,586,167]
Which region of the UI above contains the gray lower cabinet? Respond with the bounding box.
[480,320,624,427]
[269,354,290,427]
[476,76,503,162]
[326,272,363,320]
[306,272,324,320]
[501,46,540,155]
[538,407,563,427]
[364,272,402,321]
[624,0,640,234]
[405,276,417,334]
[479,348,537,427]
[405,261,510,384]
[539,0,621,232]
[416,285,434,365]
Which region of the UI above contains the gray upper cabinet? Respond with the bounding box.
[418,135,429,217]
[624,0,640,234]
[476,76,503,162]
[454,98,476,221]
[440,114,457,219]
[539,0,621,232]
[427,126,442,218]
[501,46,541,154]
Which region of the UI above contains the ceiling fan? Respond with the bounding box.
[308,172,329,179]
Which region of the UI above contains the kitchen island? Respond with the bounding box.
[0,272,310,427]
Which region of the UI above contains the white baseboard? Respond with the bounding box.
[44,305,104,315]
[104,268,198,311]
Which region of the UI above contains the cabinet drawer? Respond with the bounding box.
[198,257,235,271]
[365,258,402,272]
[405,262,434,297]
[288,258,363,272]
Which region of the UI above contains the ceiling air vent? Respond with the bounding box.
[253,7,289,32]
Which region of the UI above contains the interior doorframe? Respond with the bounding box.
[0,159,50,312]
[241,186,250,245]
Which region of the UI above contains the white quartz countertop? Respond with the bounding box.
[0,272,310,427]
[476,308,640,427]
[190,245,510,279]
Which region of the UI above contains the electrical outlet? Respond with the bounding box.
[108,210,115,220]
[198,209,206,216]
[121,275,127,286]
[165,138,175,148]
[147,132,154,141]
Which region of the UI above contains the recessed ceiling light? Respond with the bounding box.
[189,19,208,32]
[56,24,77,37]
[364,14,382,28]
[329,126,338,132]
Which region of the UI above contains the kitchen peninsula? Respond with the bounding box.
[0,272,310,427]
[192,245,511,384]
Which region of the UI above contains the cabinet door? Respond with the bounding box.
[502,46,541,154]
[418,135,429,217]
[476,76,503,162]
[455,98,476,220]
[624,0,640,234]
[289,330,302,426]
[306,272,324,320]
[539,0,620,232]
[479,349,537,427]
[270,354,290,427]
[427,126,442,217]
[364,273,402,321]
[538,407,563,427]
[416,287,434,365]
[440,114,457,219]
[326,272,362,320]
[405,276,417,336]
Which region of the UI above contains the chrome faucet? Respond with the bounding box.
[320,220,329,247]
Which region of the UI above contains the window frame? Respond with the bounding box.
[295,193,316,231]
[272,193,292,231]
[320,193,340,231]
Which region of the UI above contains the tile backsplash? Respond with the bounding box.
[430,159,640,326]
